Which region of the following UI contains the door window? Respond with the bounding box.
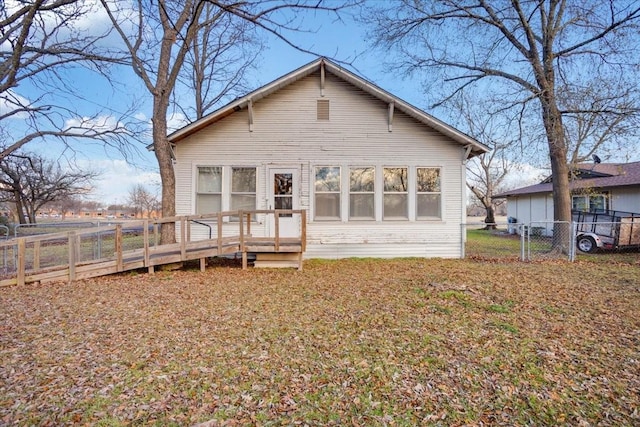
[274,173,293,216]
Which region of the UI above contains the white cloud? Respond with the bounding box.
[80,159,160,205]
[134,112,148,122]
[0,90,32,119]
[502,162,547,190]
[167,112,189,133]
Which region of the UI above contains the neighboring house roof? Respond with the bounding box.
[167,57,489,157]
[495,161,640,197]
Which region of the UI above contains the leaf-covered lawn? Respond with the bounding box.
[1,258,638,426]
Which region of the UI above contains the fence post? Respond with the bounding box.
[569,221,576,262]
[520,224,527,261]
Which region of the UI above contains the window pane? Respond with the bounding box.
[590,195,606,212]
[417,168,440,192]
[572,196,587,211]
[383,168,407,192]
[315,167,340,191]
[316,193,340,219]
[198,167,222,193]
[350,167,374,192]
[231,194,256,211]
[232,168,256,192]
[350,194,374,219]
[417,194,441,218]
[197,194,221,214]
[384,194,408,218]
[274,173,293,195]
[275,195,292,210]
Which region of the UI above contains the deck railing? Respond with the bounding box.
[1,210,306,287]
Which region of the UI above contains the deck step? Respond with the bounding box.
[253,252,302,269]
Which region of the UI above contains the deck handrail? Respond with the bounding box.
[2,210,306,287]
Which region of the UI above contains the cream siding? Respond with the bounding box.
[175,71,468,258]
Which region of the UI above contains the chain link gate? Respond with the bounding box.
[521,221,574,261]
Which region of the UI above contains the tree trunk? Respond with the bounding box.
[541,95,572,253]
[483,204,496,230]
[152,96,176,245]
[14,191,27,224]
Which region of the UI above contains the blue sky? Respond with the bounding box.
[24,5,437,205]
[12,2,592,205]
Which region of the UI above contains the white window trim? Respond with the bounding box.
[348,166,376,221]
[313,165,342,221]
[416,166,443,221]
[308,164,446,223]
[194,165,258,215]
[382,166,410,221]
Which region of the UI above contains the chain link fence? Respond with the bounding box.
[464,220,639,263]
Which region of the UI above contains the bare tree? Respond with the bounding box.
[0,152,98,224]
[364,0,640,250]
[101,0,358,244]
[127,184,159,218]
[1,0,137,159]
[183,4,262,120]
[448,95,519,228]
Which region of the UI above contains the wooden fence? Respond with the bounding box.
[1,210,306,287]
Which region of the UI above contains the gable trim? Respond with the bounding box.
[168,57,489,158]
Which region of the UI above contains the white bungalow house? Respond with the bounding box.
[495,161,640,227]
[169,58,488,259]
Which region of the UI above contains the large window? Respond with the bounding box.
[349,167,375,220]
[416,167,441,219]
[572,193,608,212]
[315,166,341,220]
[196,166,222,214]
[231,167,256,211]
[383,167,408,219]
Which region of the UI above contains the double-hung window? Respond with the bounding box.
[314,166,341,220]
[383,167,408,219]
[196,166,222,214]
[349,167,375,220]
[231,167,256,211]
[416,167,441,219]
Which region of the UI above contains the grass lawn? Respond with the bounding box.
[0,258,638,426]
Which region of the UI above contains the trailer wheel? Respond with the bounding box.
[577,236,597,253]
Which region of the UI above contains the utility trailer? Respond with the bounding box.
[573,209,640,253]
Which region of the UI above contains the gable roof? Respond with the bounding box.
[167,57,489,157]
[495,161,640,197]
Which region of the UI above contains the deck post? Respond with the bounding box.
[217,212,223,251]
[275,211,280,252]
[68,231,76,282]
[180,218,186,260]
[301,210,307,251]
[239,211,248,269]
[33,240,40,271]
[143,220,152,274]
[17,238,26,286]
[115,225,123,272]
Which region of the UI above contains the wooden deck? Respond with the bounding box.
[1,210,306,287]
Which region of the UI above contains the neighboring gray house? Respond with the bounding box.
[169,58,488,259]
[496,161,640,225]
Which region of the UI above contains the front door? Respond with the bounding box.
[268,168,300,238]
